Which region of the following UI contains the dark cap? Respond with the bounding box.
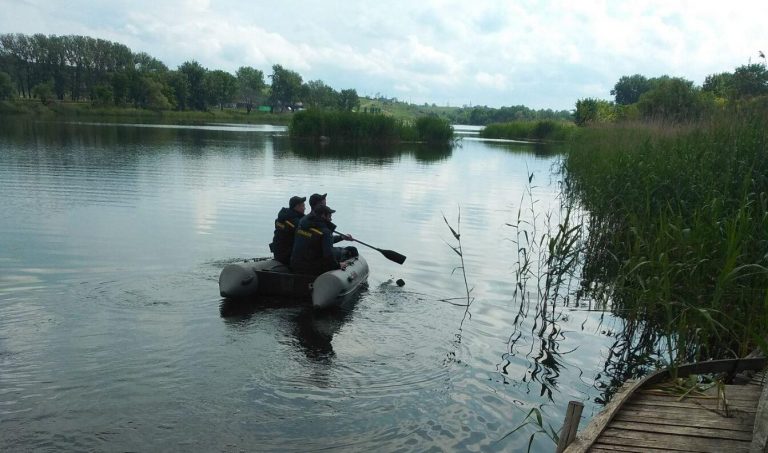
[289,196,306,208]
[314,205,336,216]
[309,193,327,209]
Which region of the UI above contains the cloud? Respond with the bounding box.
[0,0,766,109]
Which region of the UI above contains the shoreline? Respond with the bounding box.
[0,99,292,125]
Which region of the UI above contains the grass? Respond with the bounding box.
[480,120,576,141]
[564,110,768,365]
[0,98,291,124]
[289,109,454,144]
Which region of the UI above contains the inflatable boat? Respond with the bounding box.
[218,255,369,309]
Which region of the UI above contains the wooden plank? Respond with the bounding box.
[614,411,754,431]
[564,358,767,453]
[592,441,697,452]
[563,377,652,453]
[607,420,753,441]
[751,372,768,453]
[627,397,758,411]
[590,444,674,453]
[600,429,751,452]
[640,387,763,401]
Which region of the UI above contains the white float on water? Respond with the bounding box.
[218,255,369,309]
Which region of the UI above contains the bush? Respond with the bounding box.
[480,120,574,141]
[289,109,453,144]
[0,71,13,100]
[564,111,768,362]
[415,116,453,143]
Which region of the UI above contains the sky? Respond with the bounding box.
[1,0,766,110]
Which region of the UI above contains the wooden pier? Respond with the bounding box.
[561,357,767,453]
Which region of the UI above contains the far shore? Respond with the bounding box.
[0,99,293,125]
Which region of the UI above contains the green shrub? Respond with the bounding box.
[289,109,453,144]
[564,110,768,363]
[480,120,574,141]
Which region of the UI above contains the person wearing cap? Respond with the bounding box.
[308,193,327,213]
[305,192,353,248]
[269,195,306,265]
[290,204,357,275]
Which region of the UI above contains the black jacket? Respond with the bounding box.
[290,212,343,275]
[270,207,304,265]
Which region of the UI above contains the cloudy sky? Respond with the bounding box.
[1,0,765,110]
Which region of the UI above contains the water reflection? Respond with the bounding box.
[0,118,627,452]
[218,292,363,363]
[287,139,453,164]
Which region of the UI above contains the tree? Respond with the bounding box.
[235,66,265,113]
[702,72,734,98]
[32,81,54,104]
[93,83,113,106]
[302,79,338,109]
[0,71,13,100]
[133,52,168,73]
[165,70,189,110]
[268,64,303,111]
[574,98,615,126]
[636,77,703,122]
[730,63,768,99]
[178,60,208,110]
[337,88,359,111]
[611,74,652,105]
[205,69,237,110]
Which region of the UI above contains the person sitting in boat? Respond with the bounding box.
[308,192,327,213]
[306,192,355,261]
[269,195,306,265]
[291,205,357,275]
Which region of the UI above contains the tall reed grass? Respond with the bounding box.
[564,111,768,365]
[289,110,453,144]
[481,120,575,142]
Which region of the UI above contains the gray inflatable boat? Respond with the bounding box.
[218,256,369,309]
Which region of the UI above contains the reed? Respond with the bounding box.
[564,110,768,365]
[480,120,575,141]
[289,109,453,144]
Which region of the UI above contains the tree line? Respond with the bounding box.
[0,33,360,113]
[446,105,572,125]
[575,55,768,125]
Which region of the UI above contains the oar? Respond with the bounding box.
[335,232,406,265]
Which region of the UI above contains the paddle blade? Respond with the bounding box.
[381,249,406,265]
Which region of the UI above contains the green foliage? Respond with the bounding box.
[415,116,453,143]
[0,71,13,100]
[480,120,574,141]
[289,110,453,144]
[303,80,338,109]
[702,72,734,98]
[449,104,572,125]
[611,74,653,105]
[179,60,207,110]
[337,88,359,111]
[269,64,303,111]
[32,81,54,104]
[205,69,237,110]
[731,63,768,99]
[574,98,615,126]
[92,83,113,106]
[636,77,707,122]
[564,111,768,362]
[236,66,265,113]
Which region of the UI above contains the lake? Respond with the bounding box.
[0,119,624,451]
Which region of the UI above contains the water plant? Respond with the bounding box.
[289,109,454,144]
[564,109,768,366]
[480,120,575,142]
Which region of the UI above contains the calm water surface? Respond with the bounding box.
[0,120,622,451]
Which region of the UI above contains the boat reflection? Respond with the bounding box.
[219,289,366,362]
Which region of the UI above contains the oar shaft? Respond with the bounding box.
[336,231,380,251]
